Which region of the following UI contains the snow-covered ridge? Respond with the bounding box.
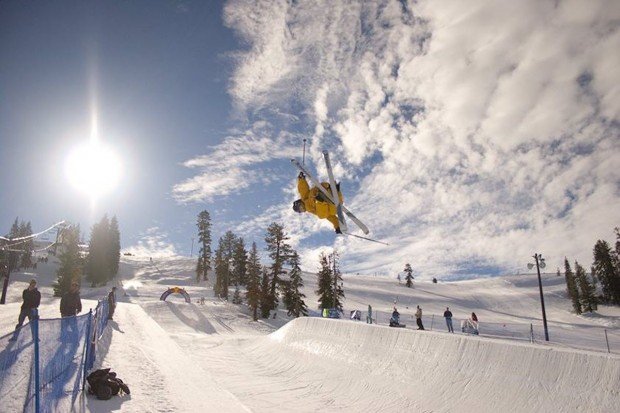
[264,317,620,412]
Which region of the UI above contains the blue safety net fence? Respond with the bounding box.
[37,315,90,413]
[0,323,35,413]
[86,299,109,372]
[0,298,111,413]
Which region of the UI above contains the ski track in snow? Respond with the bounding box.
[1,256,619,412]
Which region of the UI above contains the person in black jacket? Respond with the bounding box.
[390,307,400,326]
[443,307,454,333]
[15,279,41,330]
[60,282,82,317]
[60,282,82,338]
[107,287,116,320]
[9,279,41,341]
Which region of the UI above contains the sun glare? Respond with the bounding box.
[65,141,121,198]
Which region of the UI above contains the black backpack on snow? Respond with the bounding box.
[86,368,130,400]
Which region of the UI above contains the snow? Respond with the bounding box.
[1,254,619,412]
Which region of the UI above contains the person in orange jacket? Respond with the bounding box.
[293,172,344,233]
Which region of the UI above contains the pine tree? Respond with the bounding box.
[232,286,242,304]
[316,253,334,310]
[564,258,581,314]
[213,238,226,298]
[284,251,308,317]
[196,210,212,282]
[0,218,23,305]
[19,221,34,269]
[245,242,262,321]
[231,237,248,286]
[264,223,293,312]
[108,216,121,278]
[259,266,274,318]
[575,261,597,312]
[403,263,414,288]
[196,258,205,283]
[590,264,599,295]
[282,278,293,314]
[86,215,111,286]
[7,217,20,271]
[592,240,620,304]
[330,251,345,313]
[213,231,237,299]
[53,226,82,297]
[614,228,620,296]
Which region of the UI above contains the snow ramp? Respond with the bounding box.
[264,317,620,412]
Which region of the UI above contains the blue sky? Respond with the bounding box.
[1,0,619,278]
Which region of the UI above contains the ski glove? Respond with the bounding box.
[298,172,305,179]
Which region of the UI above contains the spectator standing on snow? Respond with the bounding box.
[108,287,117,320]
[60,282,82,317]
[415,305,425,330]
[444,307,454,333]
[15,279,41,331]
[60,282,82,338]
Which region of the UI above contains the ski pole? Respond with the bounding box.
[302,138,307,165]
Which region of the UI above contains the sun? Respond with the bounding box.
[65,141,122,198]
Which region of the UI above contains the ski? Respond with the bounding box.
[342,232,389,246]
[322,151,347,232]
[291,158,370,234]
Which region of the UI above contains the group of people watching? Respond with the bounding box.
[11,279,117,340]
[391,305,426,330]
[444,307,479,334]
[389,306,479,334]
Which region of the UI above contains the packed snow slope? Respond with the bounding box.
[1,254,619,412]
[266,317,619,412]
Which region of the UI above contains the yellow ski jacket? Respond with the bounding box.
[297,176,344,230]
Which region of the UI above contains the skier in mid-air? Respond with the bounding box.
[291,150,387,244]
[293,171,344,233]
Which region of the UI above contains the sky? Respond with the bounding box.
[1,0,619,279]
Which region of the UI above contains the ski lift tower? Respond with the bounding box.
[52,222,71,256]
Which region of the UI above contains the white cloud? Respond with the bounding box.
[124,227,179,259]
[203,0,620,278]
[172,124,301,203]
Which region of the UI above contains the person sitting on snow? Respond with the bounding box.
[293,172,344,233]
[390,307,400,326]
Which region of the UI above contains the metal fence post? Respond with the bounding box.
[32,308,40,413]
[604,329,610,354]
[82,309,93,390]
[430,314,434,330]
[530,324,534,343]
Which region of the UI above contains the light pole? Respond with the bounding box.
[333,252,337,311]
[528,253,549,341]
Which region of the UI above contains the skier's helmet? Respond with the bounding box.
[292,199,305,213]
